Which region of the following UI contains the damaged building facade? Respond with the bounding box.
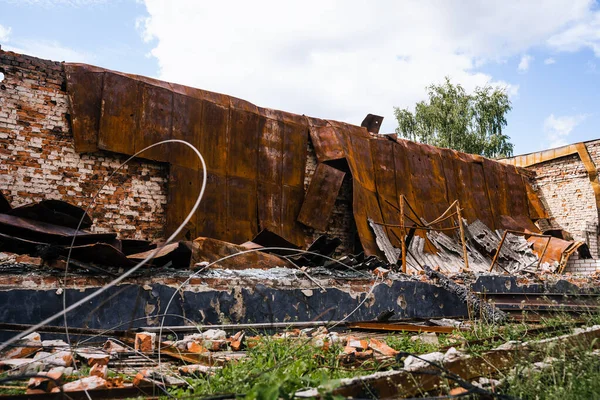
[0,48,599,335]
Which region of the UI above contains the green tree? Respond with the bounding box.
[394,77,514,158]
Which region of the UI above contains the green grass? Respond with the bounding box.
[171,336,390,399]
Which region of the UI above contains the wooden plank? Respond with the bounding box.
[297,163,345,231]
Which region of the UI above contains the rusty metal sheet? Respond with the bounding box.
[200,100,230,175]
[353,184,385,257]
[281,185,306,246]
[170,93,202,170]
[228,107,260,180]
[529,235,575,264]
[63,65,103,153]
[98,72,141,155]
[370,139,401,246]
[297,163,345,231]
[258,117,284,184]
[282,120,308,188]
[502,163,530,219]
[257,181,282,236]
[308,126,345,162]
[8,200,92,229]
[165,165,202,240]
[68,243,133,268]
[196,172,227,241]
[482,157,510,223]
[227,177,258,244]
[455,152,496,229]
[190,236,293,270]
[402,140,450,223]
[137,83,173,162]
[0,213,116,245]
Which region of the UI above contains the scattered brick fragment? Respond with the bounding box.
[134,332,156,353]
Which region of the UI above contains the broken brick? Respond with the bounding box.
[368,338,399,357]
[89,363,108,379]
[134,332,156,353]
[53,376,107,392]
[26,370,63,394]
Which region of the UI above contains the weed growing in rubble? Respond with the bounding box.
[385,332,448,354]
[502,344,600,399]
[172,336,384,399]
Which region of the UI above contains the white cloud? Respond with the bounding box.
[3,40,92,63]
[543,113,588,148]
[0,24,11,42]
[138,0,593,133]
[548,10,600,56]
[518,54,533,72]
[544,57,556,64]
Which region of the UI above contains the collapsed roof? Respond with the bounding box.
[61,63,581,271]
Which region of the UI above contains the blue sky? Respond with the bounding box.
[1,0,599,156]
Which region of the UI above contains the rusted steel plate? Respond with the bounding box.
[137,83,173,162]
[347,127,376,192]
[190,236,293,270]
[64,65,103,153]
[165,165,202,240]
[281,185,306,246]
[258,117,284,184]
[227,177,258,244]
[308,125,345,162]
[456,153,496,229]
[353,184,385,257]
[228,107,260,180]
[402,141,450,223]
[0,213,116,245]
[528,235,574,264]
[503,163,529,219]
[298,163,345,231]
[98,72,140,155]
[196,172,227,240]
[200,100,230,175]
[170,93,203,169]
[257,181,283,236]
[8,199,92,229]
[68,243,133,268]
[282,120,309,188]
[481,157,507,226]
[370,139,401,246]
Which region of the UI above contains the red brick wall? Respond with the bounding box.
[0,50,168,240]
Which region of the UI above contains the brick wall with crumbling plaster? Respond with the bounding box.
[0,50,168,240]
[527,142,600,261]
